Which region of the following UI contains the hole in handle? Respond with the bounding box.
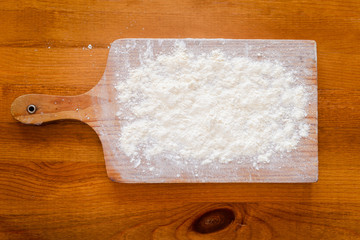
[27,104,37,114]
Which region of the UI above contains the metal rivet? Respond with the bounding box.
[27,104,36,114]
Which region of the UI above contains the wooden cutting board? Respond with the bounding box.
[11,39,318,183]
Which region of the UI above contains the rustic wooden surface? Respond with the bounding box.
[0,0,359,239]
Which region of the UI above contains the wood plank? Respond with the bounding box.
[0,124,359,203]
[4,87,360,129]
[0,1,359,56]
[0,202,359,239]
[0,46,359,90]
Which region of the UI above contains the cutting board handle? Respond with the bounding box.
[11,94,93,125]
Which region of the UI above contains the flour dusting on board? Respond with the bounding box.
[113,40,312,173]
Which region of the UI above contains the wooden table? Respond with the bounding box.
[1,1,359,239]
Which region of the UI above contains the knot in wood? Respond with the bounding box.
[192,208,235,234]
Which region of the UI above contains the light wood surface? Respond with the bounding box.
[11,39,318,183]
[0,0,359,239]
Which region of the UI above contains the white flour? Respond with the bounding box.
[115,43,310,167]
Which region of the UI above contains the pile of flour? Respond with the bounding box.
[115,44,310,166]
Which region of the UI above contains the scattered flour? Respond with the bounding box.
[115,43,310,167]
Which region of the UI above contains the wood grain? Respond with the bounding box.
[1,202,359,239]
[0,0,359,239]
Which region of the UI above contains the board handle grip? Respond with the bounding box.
[11,94,92,125]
